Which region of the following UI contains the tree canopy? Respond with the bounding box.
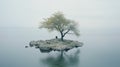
[40,12,80,41]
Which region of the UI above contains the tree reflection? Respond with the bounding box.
[40,48,80,67]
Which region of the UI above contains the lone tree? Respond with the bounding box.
[40,12,80,41]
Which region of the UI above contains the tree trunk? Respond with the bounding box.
[60,31,64,41]
[60,29,70,41]
[61,36,64,41]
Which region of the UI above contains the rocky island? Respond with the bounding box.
[29,39,83,53]
[29,12,83,54]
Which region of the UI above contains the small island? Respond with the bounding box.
[29,39,83,53]
[29,12,83,55]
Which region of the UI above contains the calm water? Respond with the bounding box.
[0,28,120,67]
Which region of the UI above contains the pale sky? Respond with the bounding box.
[0,0,120,30]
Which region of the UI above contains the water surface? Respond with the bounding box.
[0,28,120,67]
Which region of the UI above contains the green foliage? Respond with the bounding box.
[40,12,80,40]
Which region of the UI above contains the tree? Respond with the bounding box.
[39,12,80,41]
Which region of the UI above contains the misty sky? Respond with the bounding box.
[0,0,120,30]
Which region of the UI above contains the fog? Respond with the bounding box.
[0,1,120,67]
[0,0,120,30]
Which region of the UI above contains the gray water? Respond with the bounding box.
[0,28,120,67]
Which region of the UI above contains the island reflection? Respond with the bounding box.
[40,48,80,67]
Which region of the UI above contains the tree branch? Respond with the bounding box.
[63,29,70,37]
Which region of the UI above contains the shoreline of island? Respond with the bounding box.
[29,39,83,53]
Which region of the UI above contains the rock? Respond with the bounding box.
[39,47,52,53]
[29,39,83,53]
[25,46,28,48]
